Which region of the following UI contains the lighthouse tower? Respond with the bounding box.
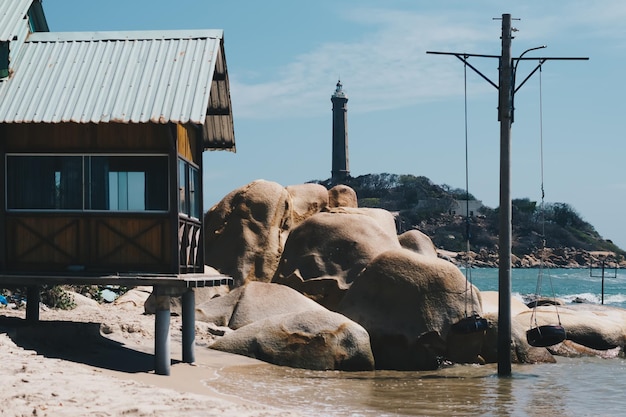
[331,80,349,183]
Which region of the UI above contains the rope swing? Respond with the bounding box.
[451,57,488,334]
[526,64,566,348]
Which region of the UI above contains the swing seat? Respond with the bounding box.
[451,314,489,334]
[526,325,566,347]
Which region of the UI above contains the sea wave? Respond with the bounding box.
[560,292,626,306]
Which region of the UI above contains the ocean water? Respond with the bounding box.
[206,268,626,417]
[467,267,626,309]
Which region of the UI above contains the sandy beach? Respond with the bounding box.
[0,288,300,417]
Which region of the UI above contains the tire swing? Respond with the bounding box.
[450,57,488,335]
[526,63,566,348]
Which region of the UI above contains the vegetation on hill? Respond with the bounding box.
[316,173,625,259]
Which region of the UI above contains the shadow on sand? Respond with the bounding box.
[0,316,174,373]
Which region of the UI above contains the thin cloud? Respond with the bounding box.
[230,2,621,120]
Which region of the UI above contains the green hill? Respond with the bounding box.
[315,173,625,260]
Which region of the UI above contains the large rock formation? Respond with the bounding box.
[399,229,438,258]
[480,312,557,364]
[480,291,530,316]
[328,184,358,208]
[285,183,328,226]
[337,248,484,370]
[195,281,325,329]
[479,291,626,361]
[196,282,374,371]
[468,291,557,364]
[204,180,292,286]
[517,303,626,351]
[201,180,626,371]
[272,208,401,310]
[209,310,375,371]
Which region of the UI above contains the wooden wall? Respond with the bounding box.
[176,124,200,164]
[1,122,180,274]
[5,215,171,273]
[2,122,171,152]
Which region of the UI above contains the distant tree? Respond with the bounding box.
[512,198,537,214]
[545,203,586,229]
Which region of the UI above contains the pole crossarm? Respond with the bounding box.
[427,51,500,89]
[515,58,546,93]
[427,51,589,95]
[514,56,589,93]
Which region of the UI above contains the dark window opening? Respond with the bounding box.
[7,154,168,212]
[178,158,200,219]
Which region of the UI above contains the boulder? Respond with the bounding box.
[204,180,292,286]
[323,206,398,236]
[480,291,530,316]
[115,287,152,312]
[399,229,438,258]
[480,312,557,364]
[67,291,100,312]
[195,281,325,329]
[328,184,358,208]
[337,248,484,370]
[478,293,556,364]
[517,303,626,351]
[210,309,375,371]
[548,340,621,359]
[273,210,401,310]
[285,183,328,226]
[473,297,626,363]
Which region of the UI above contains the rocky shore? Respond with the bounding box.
[440,247,626,269]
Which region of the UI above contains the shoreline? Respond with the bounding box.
[438,248,626,269]
[0,300,300,417]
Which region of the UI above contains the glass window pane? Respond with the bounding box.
[8,155,168,212]
[88,156,168,211]
[7,156,82,209]
[189,165,200,218]
[127,172,145,210]
[178,159,188,214]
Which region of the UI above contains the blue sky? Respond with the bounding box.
[43,1,626,249]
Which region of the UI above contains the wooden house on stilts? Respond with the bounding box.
[0,0,236,374]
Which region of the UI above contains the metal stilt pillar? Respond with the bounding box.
[154,288,171,376]
[182,288,195,364]
[26,286,40,322]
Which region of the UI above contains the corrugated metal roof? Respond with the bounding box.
[0,4,235,151]
[0,0,32,41]
[0,30,224,125]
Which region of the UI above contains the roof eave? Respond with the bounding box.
[202,40,235,152]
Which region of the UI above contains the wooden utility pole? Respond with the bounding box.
[427,13,587,377]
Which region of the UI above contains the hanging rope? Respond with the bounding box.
[530,63,562,330]
[462,57,475,318]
